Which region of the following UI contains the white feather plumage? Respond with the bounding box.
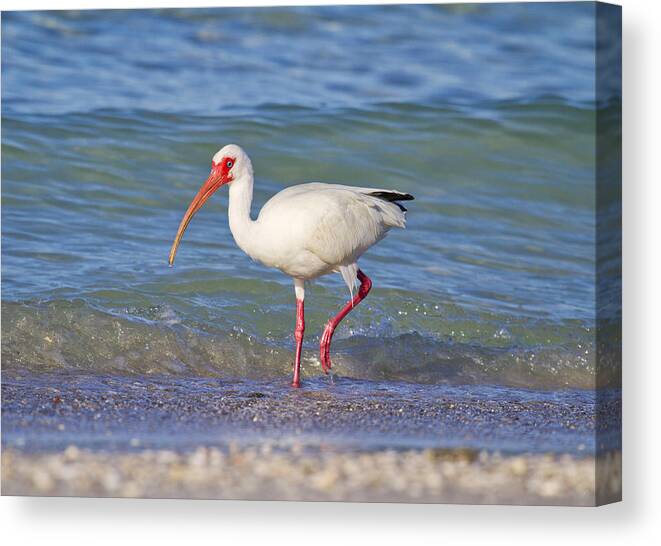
[225,156,408,292]
[170,144,413,387]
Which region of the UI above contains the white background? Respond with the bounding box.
[1,0,659,543]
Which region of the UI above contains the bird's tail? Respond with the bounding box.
[366,190,415,211]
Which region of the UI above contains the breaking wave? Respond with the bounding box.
[1,301,618,390]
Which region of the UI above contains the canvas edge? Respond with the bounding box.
[594,0,622,507]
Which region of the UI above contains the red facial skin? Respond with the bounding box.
[212,156,236,184]
[168,156,236,265]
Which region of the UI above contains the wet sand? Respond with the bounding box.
[1,372,621,504]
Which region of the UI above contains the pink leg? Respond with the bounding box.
[292,298,305,388]
[320,269,372,374]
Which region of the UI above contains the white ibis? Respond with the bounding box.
[169,144,413,387]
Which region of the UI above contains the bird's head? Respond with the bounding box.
[168,144,252,266]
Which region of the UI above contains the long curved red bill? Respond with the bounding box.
[168,170,224,266]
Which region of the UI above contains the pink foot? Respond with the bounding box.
[320,322,334,374]
[318,270,372,377]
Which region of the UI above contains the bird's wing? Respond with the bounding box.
[258,183,408,270]
[262,182,413,210]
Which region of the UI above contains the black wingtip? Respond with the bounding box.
[368,191,415,202]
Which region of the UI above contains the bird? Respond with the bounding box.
[168,144,413,388]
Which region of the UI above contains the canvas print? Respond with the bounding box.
[1,2,621,505]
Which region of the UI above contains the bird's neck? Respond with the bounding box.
[227,174,257,255]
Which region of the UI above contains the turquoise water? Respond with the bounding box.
[2,4,619,391]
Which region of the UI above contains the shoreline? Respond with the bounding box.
[1,372,620,455]
[1,447,621,505]
[1,372,621,505]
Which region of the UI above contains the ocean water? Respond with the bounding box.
[2,4,620,402]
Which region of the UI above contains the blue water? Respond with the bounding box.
[2,4,620,392]
[2,4,599,115]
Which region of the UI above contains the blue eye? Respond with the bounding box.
[226,160,233,169]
